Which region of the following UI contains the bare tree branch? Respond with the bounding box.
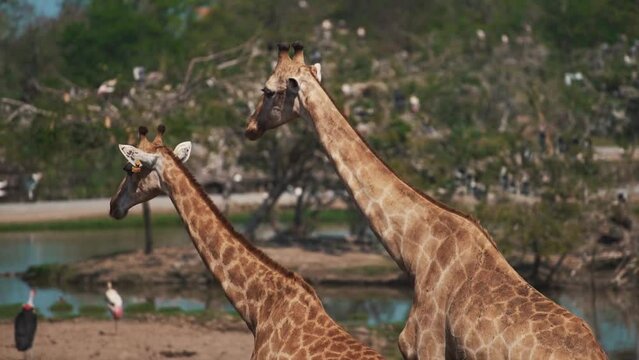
[30,79,65,97]
[180,35,260,92]
[1,97,57,120]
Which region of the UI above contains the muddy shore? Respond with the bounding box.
[0,316,254,360]
[21,245,408,288]
[20,242,637,291]
[0,313,399,360]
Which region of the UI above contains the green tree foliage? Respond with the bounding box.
[476,198,588,284]
[538,0,639,49]
[59,0,188,86]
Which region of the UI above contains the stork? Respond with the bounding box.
[14,289,37,359]
[132,66,146,82]
[24,172,43,201]
[105,281,123,334]
[0,178,7,198]
[97,78,117,95]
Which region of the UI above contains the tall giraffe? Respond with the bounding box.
[245,43,606,359]
[109,125,383,360]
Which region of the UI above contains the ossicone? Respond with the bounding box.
[153,124,165,145]
[277,43,290,53]
[277,43,291,64]
[292,41,304,63]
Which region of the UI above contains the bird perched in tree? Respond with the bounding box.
[97,78,117,95]
[24,172,43,201]
[105,281,123,333]
[0,178,7,198]
[14,288,37,359]
[132,66,146,82]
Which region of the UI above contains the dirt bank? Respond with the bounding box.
[23,245,407,288]
[24,241,638,290]
[0,314,399,360]
[0,316,254,360]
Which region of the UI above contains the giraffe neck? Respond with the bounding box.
[158,149,297,332]
[299,79,444,274]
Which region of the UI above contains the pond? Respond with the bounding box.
[0,228,637,359]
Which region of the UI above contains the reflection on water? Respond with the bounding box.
[0,228,191,273]
[0,229,638,359]
[0,278,209,319]
[548,289,639,359]
[0,278,410,323]
[320,288,412,326]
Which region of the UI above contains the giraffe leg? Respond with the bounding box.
[399,303,449,359]
[398,317,417,360]
[414,328,447,359]
[399,301,422,360]
[403,308,447,360]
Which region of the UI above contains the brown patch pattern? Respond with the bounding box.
[243,44,607,359]
[110,138,383,359]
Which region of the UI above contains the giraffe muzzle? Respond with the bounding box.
[109,203,128,220]
[244,117,264,140]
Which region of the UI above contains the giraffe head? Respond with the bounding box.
[109,125,192,219]
[245,42,322,140]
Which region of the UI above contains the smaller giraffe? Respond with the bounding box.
[109,125,383,360]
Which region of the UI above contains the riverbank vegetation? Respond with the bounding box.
[0,208,354,232]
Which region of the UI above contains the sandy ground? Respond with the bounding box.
[0,317,254,360]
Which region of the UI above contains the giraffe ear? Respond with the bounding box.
[287,77,300,94]
[118,145,157,167]
[310,63,322,82]
[173,141,192,163]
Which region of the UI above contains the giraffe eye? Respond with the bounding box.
[262,87,275,98]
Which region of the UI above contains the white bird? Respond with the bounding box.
[409,95,420,113]
[132,67,145,82]
[624,54,635,65]
[97,79,117,95]
[321,19,333,31]
[341,83,353,96]
[105,281,123,334]
[476,29,486,41]
[145,71,164,86]
[24,173,43,201]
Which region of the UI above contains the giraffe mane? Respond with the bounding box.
[160,146,320,296]
[304,73,498,249]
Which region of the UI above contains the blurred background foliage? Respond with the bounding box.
[1,0,638,274]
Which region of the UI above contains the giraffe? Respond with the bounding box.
[244,43,607,359]
[110,125,382,359]
[109,125,383,360]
